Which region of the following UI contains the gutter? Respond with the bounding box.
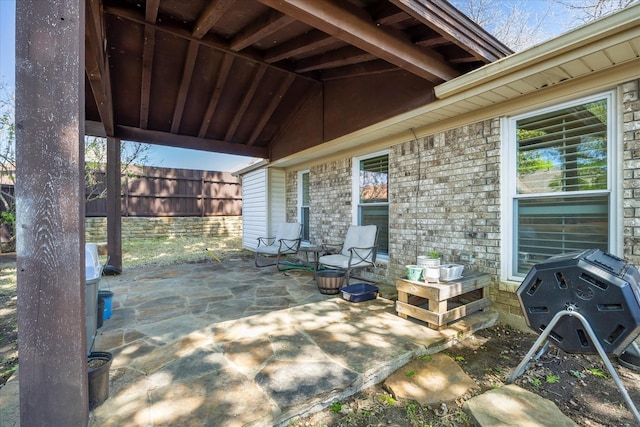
[435,2,640,99]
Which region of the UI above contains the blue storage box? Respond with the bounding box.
[340,283,379,302]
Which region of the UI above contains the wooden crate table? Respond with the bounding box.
[396,271,491,330]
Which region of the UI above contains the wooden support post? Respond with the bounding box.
[15,1,88,425]
[106,137,122,270]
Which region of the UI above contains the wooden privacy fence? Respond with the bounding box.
[85,166,242,217]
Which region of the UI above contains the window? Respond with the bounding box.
[354,152,389,255]
[298,171,310,242]
[504,93,616,279]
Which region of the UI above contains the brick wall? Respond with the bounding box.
[389,120,501,278]
[308,159,354,245]
[622,79,640,264]
[284,79,640,327]
[85,216,242,242]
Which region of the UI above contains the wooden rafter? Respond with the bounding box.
[85,0,114,136]
[140,25,155,129]
[198,54,234,138]
[225,65,267,141]
[295,46,376,73]
[389,0,512,62]
[255,0,459,82]
[263,30,338,64]
[140,0,160,129]
[416,35,449,48]
[373,4,411,26]
[104,5,317,83]
[320,60,398,81]
[230,9,295,52]
[248,74,295,145]
[171,41,200,133]
[145,0,160,23]
[115,125,269,158]
[192,0,236,39]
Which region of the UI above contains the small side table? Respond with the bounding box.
[395,271,491,330]
[298,245,324,272]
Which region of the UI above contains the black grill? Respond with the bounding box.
[517,249,640,356]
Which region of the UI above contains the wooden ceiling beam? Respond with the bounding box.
[415,35,449,48]
[255,0,459,82]
[145,0,160,23]
[295,46,376,73]
[320,60,398,81]
[389,0,512,62]
[115,125,269,158]
[230,9,295,52]
[192,0,236,39]
[248,74,295,146]
[263,30,338,63]
[140,0,159,129]
[171,41,200,133]
[139,25,155,129]
[105,5,318,83]
[373,4,410,26]
[85,0,114,136]
[198,54,234,138]
[225,65,267,140]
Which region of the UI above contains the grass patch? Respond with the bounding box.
[120,235,248,269]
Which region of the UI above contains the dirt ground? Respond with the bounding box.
[2,251,640,426]
[290,323,640,427]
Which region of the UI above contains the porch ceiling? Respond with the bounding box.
[85,0,511,160]
[267,4,640,168]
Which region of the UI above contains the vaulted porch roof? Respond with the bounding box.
[85,0,511,161]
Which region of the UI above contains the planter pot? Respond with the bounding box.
[424,266,440,283]
[417,256,441,268]
[315,270,345,294]
[405,265,424,281]
[88,351,113,410]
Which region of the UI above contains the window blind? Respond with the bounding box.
[516,99,607,195]
[516,195,608,274]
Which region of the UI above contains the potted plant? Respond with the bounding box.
[418,250,441,282]
[417,250,441,266]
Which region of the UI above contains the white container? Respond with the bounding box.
[440,264,464,281]
[417,256,440,268]
[424,266,440,283]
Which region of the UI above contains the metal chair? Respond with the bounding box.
[254,222,303,270]
[318,225,378,285]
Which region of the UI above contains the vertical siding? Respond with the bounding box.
[242,169,268,250]
[269,169,287,231]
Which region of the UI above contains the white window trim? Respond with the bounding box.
[352,150,390,260]
[297,169,310,244]
[500,91,619,282]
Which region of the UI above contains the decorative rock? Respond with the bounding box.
[463,384,577,426]
[384,354,477,406]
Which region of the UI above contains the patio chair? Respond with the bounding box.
[318,225,378,286]
[254,222,303,270]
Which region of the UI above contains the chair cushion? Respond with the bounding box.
[256,245,281,256]
[318,254,372,269]
[341,225,377,257]
[275,222,302,242]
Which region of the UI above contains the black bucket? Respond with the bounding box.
[88,351,113,410]
[96,298,105,329]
